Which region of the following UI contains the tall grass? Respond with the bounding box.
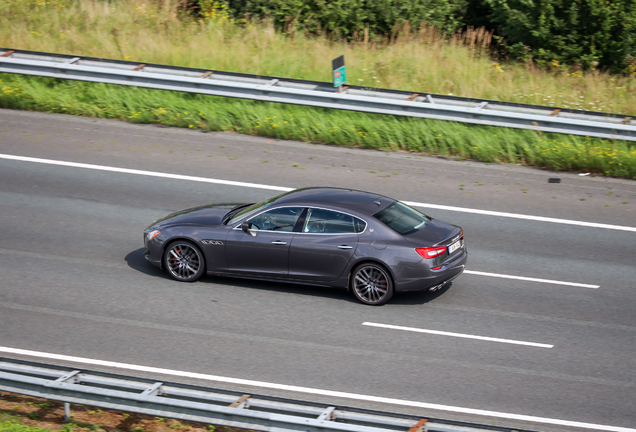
[2,74,635,179]
[1,0,635,114]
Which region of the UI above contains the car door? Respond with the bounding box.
[288,208,364,282]
[225,206,304,277]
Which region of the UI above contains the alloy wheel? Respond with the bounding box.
[165,242,203,281]
[352,264,393,305]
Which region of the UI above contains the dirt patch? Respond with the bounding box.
[0,392,257,432]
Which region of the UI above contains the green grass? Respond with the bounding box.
[0,419,50,432]
[2,73,635,179]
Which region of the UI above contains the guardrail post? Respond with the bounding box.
[63,402,71,421]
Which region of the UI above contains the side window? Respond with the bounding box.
[247,207,303,232]
[303,208,366,234]
[354,218,367,233]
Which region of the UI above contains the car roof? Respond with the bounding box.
[273,187,394,215]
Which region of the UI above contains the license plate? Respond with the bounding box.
[448,240,462,254]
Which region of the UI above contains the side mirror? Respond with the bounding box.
[241,220,258,236]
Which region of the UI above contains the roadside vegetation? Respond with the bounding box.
[0,0,635,178]
[2,0,634,112]
[0,392,252,432]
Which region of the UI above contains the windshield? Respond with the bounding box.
[373,201,431,235]
[226,191,290,225]
[221,203,252,225]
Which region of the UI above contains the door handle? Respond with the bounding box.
[271,241,287,245]
[338,245,353,249]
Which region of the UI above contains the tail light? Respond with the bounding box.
[415,246,447,259]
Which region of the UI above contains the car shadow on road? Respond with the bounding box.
[124,247,354,303]
[390,282,453,305]
[125,248,453,306]
[206,276,355,303]
[125,248,168,278]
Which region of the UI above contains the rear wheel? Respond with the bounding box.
[351,263,394,305]
[163,241,205,282]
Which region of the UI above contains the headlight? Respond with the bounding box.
[147,229,161,240]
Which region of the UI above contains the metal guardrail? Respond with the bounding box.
[1,48,635,142]
[0,358,540,432]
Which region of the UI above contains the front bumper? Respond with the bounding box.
[143,232,163,269]
[144,248,162,269]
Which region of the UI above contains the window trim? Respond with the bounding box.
[233,205,368,235]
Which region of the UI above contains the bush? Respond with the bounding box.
[225,0,469,38]
[215,0,636,73]
[480,0,636,73]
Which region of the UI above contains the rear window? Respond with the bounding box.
[373,201,431,235]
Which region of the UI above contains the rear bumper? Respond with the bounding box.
[394,249,467,292]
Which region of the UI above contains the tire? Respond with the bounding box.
[163,241,205,282]
[350,263,394,305]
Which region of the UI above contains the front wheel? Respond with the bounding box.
[350,263,394,305]
[163,241,205,282]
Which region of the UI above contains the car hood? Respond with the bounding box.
[402,218,462,246]
[149,203,246,229]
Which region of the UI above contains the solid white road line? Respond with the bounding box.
[2,153,635,232]
[1,347,634,432]
[0,154,293,192]
[0,154,604,288]
[362,322,554,348]
[0,154,636,232]
[463,270,600,289]
[401,200,636,232]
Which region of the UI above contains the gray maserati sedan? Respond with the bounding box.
[144,187,467,305]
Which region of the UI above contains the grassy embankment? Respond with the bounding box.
[1,0,635,178]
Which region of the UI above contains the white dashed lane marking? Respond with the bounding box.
[362,322,554,348]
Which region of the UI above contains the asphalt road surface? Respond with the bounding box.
[1,108,635,432]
